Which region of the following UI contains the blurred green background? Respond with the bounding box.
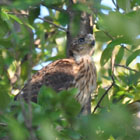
[0,0,140,139]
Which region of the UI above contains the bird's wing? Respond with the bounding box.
[16,58,76,102]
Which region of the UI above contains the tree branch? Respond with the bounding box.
[0,122,7,126]
[26,27,38,140]
[93,48,116,114]
[93,80,115,114]
[19,96,38,140]
[93,67,115,114]
[115,64,138,73]
[17,23,38,140]
[7,12,67,32]
[121,44,131,52]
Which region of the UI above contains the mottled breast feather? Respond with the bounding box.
[75,57,96,110]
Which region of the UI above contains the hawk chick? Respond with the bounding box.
[16,34,96,114]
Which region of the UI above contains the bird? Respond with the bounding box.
[15,34,96,114]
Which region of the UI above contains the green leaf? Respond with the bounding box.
[8,14,23,24]
[39,120,57,140]
[25,23,35,30]
[0,17,9,37]
[0,90,10,111]
[58,90,80,117]
[73,3,93,14]
[0,39,12,48]
[96,87,110,108]
[98,11,140,42]
[100,43,114,66]
[95,31,111,42]
[44,0,64,6]
[37,85,56,106]
[116,0,131,12]
[126,49,140,66]
[7,117,28,140]
[115,46,124,64]
[57,12,69,26]
[1,9,9,21]
[131,0,140,7]
[9,0,41,9]
[100,37,130,66]
[28,7,40,24]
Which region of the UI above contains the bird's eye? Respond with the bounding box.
[78,38,85,43]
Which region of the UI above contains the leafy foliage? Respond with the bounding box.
[0,0,140,139]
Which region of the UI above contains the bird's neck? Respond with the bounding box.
[74,54,93,63]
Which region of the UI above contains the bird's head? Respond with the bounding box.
[69,34,95,58]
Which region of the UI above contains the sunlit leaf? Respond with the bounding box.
[126,49,140,66]
[25,23,35,30]
[9,14,23,24]
[39,120,57,140]
[115,46,124,64]
[100,36,131,66]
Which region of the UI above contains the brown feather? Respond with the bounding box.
[17,59,76,102]
[16,34,96,114]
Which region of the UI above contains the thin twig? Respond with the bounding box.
[0,122,7,126]
[93,67,115,114]
[93,79,115,114]
[115,64,138,73]
[112,0,116,6]
[103,30,114,40]
[121,44,131,52]
[19,89,37,140]
[93,47,116,114]
[103,31,131,52]
[38,17,67,32]
[112,0,119,10]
